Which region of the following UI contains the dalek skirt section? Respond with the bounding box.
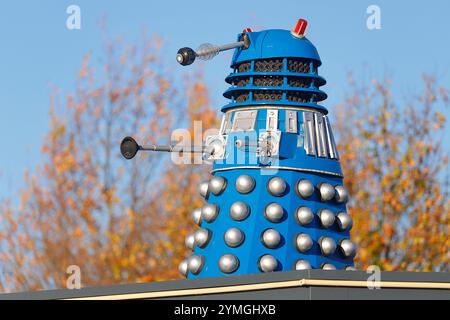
[182,108,356,279]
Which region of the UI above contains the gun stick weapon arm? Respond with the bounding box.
[120,136,213,160]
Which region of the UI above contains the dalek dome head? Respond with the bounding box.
[223,19,328,112]
[231,26,321,68]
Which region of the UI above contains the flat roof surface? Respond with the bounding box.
[1,270,449,300]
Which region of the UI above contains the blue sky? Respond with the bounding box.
[0,0,449,200]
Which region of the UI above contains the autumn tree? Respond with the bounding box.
[0,35,218,292]
[336,74,449,271]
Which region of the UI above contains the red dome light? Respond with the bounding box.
[291,19,308,38]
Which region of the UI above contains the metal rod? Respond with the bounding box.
[217,41,245,53]
[140,145,210,153]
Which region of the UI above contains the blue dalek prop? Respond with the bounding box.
[120,19,356,279]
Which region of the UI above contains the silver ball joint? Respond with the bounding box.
[295,259,312,271]
[224,227,245,247]
[345,266,357,271]
[209,176,227,196]
[235,175,256,194]
[296,233,313,252]
[339,239,356,257]
[258,254,278,272]
[296,179,314,198]
[334,185,349,203]
[178,259,189,277]
[199,181,209,199]
[267,177,287,196]
[185,233,196,250]
[337,212,353,231]
[201,203,219,223]
[194,229,211,248]
[319,237,337,256]
[322,263,337,270]
[264,203,284,222]
[261,228,281,249]
[318,209,335,228]
[218,254,239,274]
[191,208,202,226]
[319,182,335,202]
[229,201,250,221]
[296,206,314,226]
[187,255,204,275]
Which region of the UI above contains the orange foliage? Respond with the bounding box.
[0,37,448,292]
[0,36,217,292]
[336,74,449,272]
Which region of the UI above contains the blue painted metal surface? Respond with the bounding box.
[187,25,355,279]
[231,29,322,66]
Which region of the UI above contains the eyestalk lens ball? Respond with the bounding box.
[176,47,196,66]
